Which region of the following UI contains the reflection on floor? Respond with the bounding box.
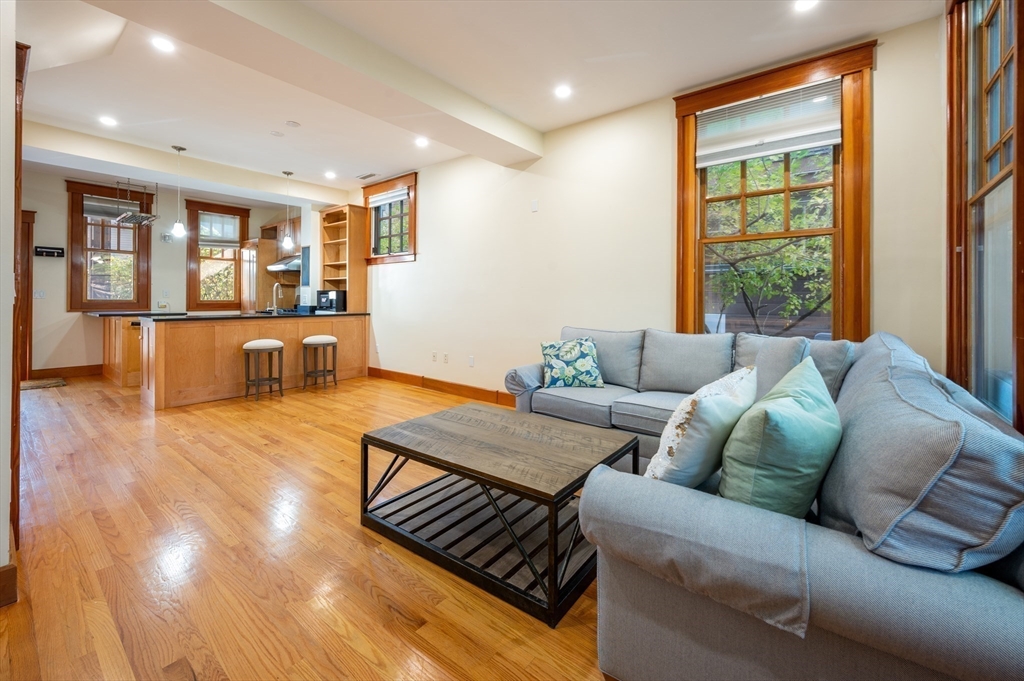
[1,376,601,680]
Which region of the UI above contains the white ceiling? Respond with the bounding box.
[305,0,945,132]
[17,0,944,191]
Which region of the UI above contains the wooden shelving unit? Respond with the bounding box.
[320,204,368,312]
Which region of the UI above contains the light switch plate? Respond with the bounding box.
[32,290,45,299]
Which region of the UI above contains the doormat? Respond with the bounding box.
[21,378,67,391]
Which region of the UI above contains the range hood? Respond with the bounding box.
[267,254,301,272]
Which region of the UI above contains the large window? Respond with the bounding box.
[364,172,417,265]
[949,0,1019,425]
[67,181,152,311]
[675,42,874,342]
[701,147,837,337]
[185,200,250,310]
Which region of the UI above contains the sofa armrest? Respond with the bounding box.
[805,523,1024,681]
[580,465,810,636]
[504,363,544,413]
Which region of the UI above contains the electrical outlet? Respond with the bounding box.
[531,199,539,212]
[32,290,45,299]
[443,353,449,364]
[469,355,474,367]
[157,300,169,309]
[432,351,437,362]
[376,344,380,354]
[162,289,170,298]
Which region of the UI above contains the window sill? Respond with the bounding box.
[367,254,416,265]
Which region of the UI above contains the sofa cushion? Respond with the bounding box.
[735,332,854,401]
[752,336,810,401]
[638,329,734,394]
[611,391,691,436]
[561,326,644,390]
[720,358,843,518]
[645,367,758,488]
[821,332,1024,572]
[533,384,637,428]
[541,337,605,388]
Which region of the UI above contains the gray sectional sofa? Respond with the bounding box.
[504,327,1024,681]
[505,326,854,473]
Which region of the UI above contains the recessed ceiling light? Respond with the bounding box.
[270,130,284,137]
[415,137,429,148]
[554,84,572,99]
[324,171,337,179]
[99,115,118,127]
[795,0,819,11]
[812,95,828,103]
[151,36,175,53]
[286,121,301,128]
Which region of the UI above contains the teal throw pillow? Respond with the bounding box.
[541,338,605,388]
[719,356,842,518]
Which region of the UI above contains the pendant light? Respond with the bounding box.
[281,171,294,251]
[171,146,187,238]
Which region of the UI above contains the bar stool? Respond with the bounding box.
[303,334,338,389]
[243,339,284,400]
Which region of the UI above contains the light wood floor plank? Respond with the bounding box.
[6,376,603,680]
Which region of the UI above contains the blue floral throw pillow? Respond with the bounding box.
[541,338,605,388]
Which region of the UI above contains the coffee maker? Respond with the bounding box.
[316,289,346,313]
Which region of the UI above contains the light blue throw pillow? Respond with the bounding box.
[720,356,843,518]
[541,338,605,388]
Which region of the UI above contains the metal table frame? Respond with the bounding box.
[360,434,639,627]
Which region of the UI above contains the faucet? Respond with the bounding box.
[272,282,282,315]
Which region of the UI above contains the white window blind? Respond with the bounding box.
[696,78,841,168]
[198,212,240,245]
[367,187,409,208]
[83,195,140,220]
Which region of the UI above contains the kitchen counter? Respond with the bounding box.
[85,311,184,318]
[145,311,370,322]
[139,313,368,410]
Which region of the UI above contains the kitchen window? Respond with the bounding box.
[66,180,152,312]
[185,200,250,311]
[365,172,416,265]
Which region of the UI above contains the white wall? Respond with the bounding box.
[1,0,16,564]
[22,169,290,370]
[368,16,949,390]
[872,17,947,374]
[368,96,677,388]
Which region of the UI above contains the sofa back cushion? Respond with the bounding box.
[638,330,734,394]
[735,332,856,401]
[561,326,644,390]
[820,332,1024,572]
[751,336,810,401]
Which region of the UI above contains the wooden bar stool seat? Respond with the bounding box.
[303,334,338,389]
[243,339,284,400]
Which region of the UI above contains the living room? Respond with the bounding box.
[1,1,1022,680]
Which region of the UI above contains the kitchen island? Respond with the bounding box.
[139,312,369,410]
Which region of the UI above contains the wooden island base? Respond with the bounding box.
[140,314,368,410]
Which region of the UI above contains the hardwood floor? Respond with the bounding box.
[0,376,603,680]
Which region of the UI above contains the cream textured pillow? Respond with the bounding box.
[645,366,757,487]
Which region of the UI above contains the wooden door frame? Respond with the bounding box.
[11,42,30,557]
[674,40,876,341]
[16,211,35,382]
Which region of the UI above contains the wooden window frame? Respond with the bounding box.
[364,172,417,265]
[66,180,153,312]
[185,199,250,311]
[675,40,876,341]
[947,0,1023,428]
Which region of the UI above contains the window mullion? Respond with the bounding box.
[740,160,747,235]
[784,153,792,231]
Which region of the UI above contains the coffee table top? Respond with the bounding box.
[362,403,638,502]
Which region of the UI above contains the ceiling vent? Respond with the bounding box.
[356,172,378,181]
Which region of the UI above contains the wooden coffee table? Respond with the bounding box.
[360,403,639,627]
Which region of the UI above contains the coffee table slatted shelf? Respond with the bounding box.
[360,403,639,627]
[369,474,594,601]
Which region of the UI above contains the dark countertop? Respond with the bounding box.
[85,311,183,318]
[141,312,370,322]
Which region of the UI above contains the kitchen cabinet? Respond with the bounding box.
[102,316,141,387]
